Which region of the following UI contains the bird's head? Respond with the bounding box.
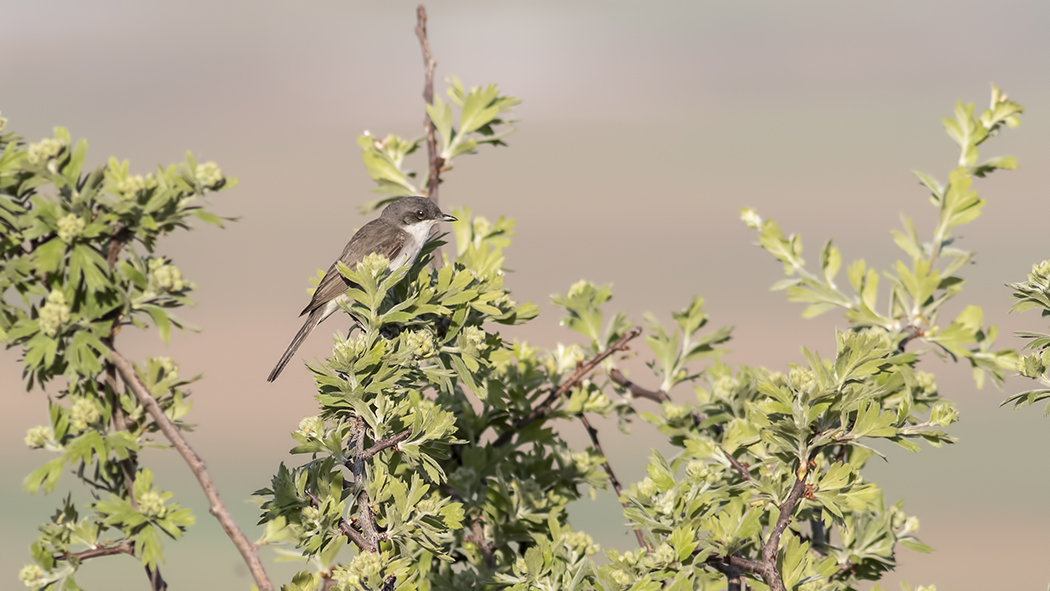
[382,196,456,229]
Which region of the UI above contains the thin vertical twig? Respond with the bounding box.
[415,5,444,205]
[577,413,647,549]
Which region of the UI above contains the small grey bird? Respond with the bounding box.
[267,196,456,382]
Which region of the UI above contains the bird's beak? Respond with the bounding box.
[442,213,457,222]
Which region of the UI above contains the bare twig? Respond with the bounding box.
[361,429,412,460]
[465,518,496,569]
[608,368,669,403]
[350,415,382,552]
[493,328,642,448]
[577,412,646,549]
[108,348,273,591]
[415,5,444,204]
[709,560,743,591]
[64,542,135,562]
[722,447,753,482]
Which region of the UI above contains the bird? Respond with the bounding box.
[267,196,456,382]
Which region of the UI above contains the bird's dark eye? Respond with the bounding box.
[416,210,425,220]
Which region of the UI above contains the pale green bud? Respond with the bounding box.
[929,402,959,427]
[567,279,594,299]
[301,506,322,530]
[116,174,153,198]
[416,497,438,514]
[654,543,675,564]
[739,207,762,230]
[18,564,47,587]
[610,569,633,586]
[915,371,937,395]
[564,530,598,555]
[39,290,71,336]
[195,161,223,188]
[552,343,584,374]
[70,397,100,431]
[686,460,709,481]
[662,402,689,421]
[473,216,492,238]
[138,490,166,518]
[26,137,65,165]
[24,426,52,449]
[462,326,488,351]
[334,333,368,361]
[358,252,390,276]
[151,261,185,292]
[406,330,435,358]
[638,477,657,498]
[492,292,516,310]
[903,515,920,533]
[1032,259,1050,284]
[656,492,675,515]
[346,550,384,581]
[57,214,85,243]
[789,367,814,392]
[297,416,324,439]
[1018,352,1049,379]
[713,375,740,399]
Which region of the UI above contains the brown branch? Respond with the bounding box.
[708,560,743,591]
[465,518,496,569]
[361,429,412,461]
[758,463,810,591]
[608,368,669,403]
[64,542,135,562]
[108,348,273,591]
[722,447,753,482]
[577,412,646,549]
[415,5,444,204]
[493,328,642,447]
[350,415,382,552]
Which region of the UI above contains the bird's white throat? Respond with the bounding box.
[390,220,437,270]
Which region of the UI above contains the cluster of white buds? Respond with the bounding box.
[406,329,435,358]
[39,290,71,336]
[57,213,85,243]
[26,137,65,165]
[149,259,185,292]
[70,397,100,431]
[195,161,223,188]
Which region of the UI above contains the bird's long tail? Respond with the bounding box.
[267,308,323,382]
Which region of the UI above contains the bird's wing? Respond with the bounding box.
[299,219,407,316]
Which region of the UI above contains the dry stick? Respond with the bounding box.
[493,328,642,448]
[721,447,753,482]
[576,412,647,549]
[108,348,274,591]
[415,5,443,205]
[465,519,496,569]
[350,415,382,552]
[361,429,412,461]
[608,368,669,403]
[65,542,135,562]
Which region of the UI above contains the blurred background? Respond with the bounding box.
[3,1,1049,588]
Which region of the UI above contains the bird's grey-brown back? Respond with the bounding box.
[267,196,455,382]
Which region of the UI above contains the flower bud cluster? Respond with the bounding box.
[406,330,435,358]
[929,402,959,427]
[116,174,155,199]
[24,425,53,449]
[713,375,740,399]
[26,137,64,165]
[297,416,325,439]
[149,259,185,292]
[358,252,390,277]
[563,530,599,556]
[195,162,223,188]
[915,371,937,395]
[57,213,85,243]
[70,397,100,431]
[789,366,814,392]
[138,489,167,518]
[156,356,178,380]
[462,326,487,351]
[39,290,71,336]
[18,564,47,588]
